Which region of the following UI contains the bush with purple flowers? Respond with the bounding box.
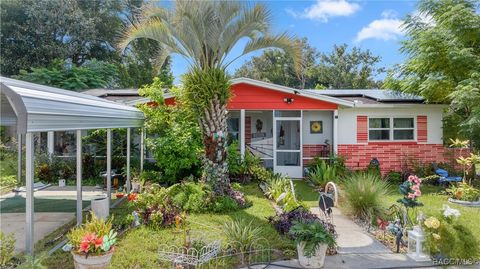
[268,207,334,237]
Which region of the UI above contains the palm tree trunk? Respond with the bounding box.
[199,96,230,195]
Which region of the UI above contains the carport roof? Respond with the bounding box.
[0,77,144,134]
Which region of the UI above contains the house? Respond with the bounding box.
[159,78,452,177]
[82,77,457,178]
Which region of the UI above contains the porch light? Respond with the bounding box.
[283,97,294,104]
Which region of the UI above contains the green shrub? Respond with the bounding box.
[227,142,262,183]
[250,165,273,182]
[211,195,239,213]
[168,182,213,212]
[139,170,162,184]
[307,161,337,188]
[222,220,262,251]
[17,252,48,269]
[0,231,15,266]
[384,171,402,185]
[343,172,391,221]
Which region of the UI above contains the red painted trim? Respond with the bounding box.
[356,116,368,143]
[417,115,427,142]
[227,83,338,110]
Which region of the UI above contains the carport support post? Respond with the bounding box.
[126,128,131,193]
[76,130,82,225]
[107,129,112,207]
[140,127,144,172]
[47,131,54,158]
[25,132,34,255]
[17,133,22,184]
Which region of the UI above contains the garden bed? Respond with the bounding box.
[39,183,295,268]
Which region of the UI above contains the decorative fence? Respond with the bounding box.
[158,238,278,269]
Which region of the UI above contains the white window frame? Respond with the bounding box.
[368,116,416,142]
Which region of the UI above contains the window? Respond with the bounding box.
[369,118,390,140]
[368,117,415,141]
[393,118,414,140]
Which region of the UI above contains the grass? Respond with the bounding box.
[40,183,295,268]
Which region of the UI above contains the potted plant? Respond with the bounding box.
[289,220,336,268]
[67,213,117,269]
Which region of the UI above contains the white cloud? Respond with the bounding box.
[287,0,360,22]
[355,11,404,42]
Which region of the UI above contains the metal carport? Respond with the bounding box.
[0,77,145,255]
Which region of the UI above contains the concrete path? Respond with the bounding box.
[311,207,391,254]
[0,212,74,253]
[245,207,437,268]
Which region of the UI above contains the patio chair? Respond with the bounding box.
[432,163,462,184]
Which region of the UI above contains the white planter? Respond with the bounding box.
[72,250,113,269]
[297,242,328,268]
[91,197,109,221]
[58,179,66,187]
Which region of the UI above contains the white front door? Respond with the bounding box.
[274,115,303,178]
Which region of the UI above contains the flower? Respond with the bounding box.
[94,236,103,249]
[79,241,90,253]
[432,233,441,240]
[408,193,416,199]
[442,204,461,218]
[424,217,440,229]
[414,189,421,197]
[127,193,138,202]
[82,233,96,243]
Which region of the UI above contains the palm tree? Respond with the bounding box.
[120,0,301,195]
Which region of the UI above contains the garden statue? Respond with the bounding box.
[387,218,404,253]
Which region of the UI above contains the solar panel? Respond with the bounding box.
[303,89,423,102]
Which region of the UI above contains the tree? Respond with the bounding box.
[0,0,171,88]
[13,60,118,90]
[138,78,203,183]
[0,0,123,75]
[235,38,318,89]
[313,44,384,89]
[234,41,384,89]
[120,1,300,196]
[384,0,480,148]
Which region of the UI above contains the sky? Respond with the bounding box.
[169,0,419,84]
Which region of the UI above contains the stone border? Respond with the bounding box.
[448,198,480,207]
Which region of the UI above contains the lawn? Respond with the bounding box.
[42,183,295,268]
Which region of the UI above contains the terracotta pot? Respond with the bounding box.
[297,242,328,268]
[72,250,113,269]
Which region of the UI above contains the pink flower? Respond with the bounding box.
[82,233,96,243]
[408,175,415,182]
[408,193,416,199]
[414,190,421,197]
[412,184,420,191]
[80,241,90,253]
[94,236,103,249]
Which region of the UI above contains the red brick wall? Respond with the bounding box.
[303,144,331,158]
[417,115,428,143]
[356,116,368,143]
[338,143,469,173]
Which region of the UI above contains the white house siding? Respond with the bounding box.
[337,106,444,145]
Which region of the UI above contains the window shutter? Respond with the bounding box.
[357,116,368,143]
[417,115,427,143]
